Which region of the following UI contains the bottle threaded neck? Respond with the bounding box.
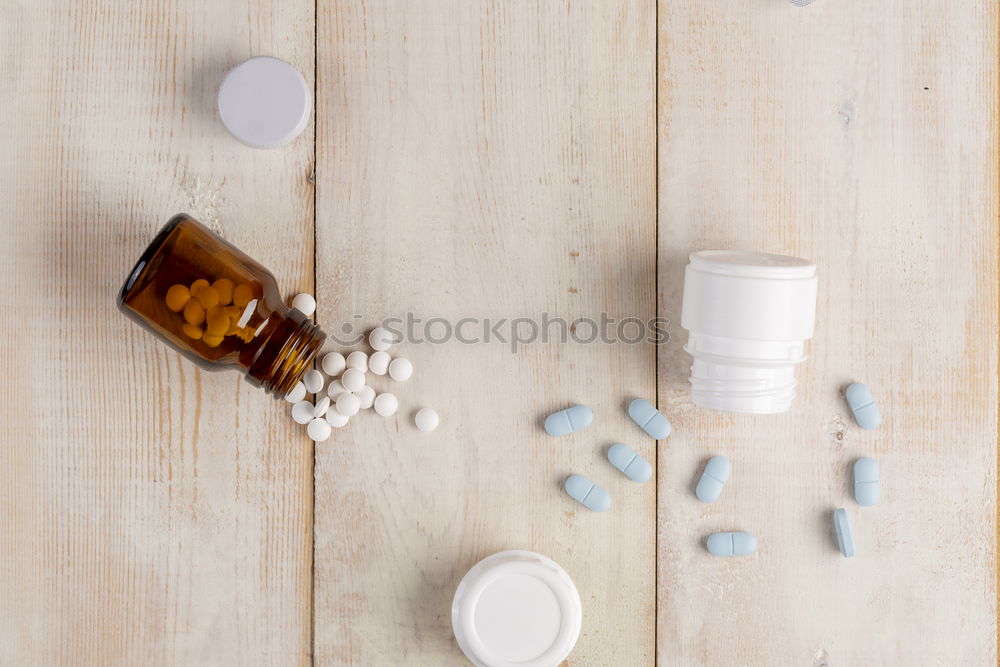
[246,309,326,398]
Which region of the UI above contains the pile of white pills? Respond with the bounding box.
[284,296,441,442]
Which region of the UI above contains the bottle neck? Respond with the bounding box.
[243,307,326,398]
[684,331,805,414]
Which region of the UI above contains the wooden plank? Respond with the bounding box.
[657,1,997,663]
[0,2,314,664]
[314,0,656,663]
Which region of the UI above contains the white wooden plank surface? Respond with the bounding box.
[1,1,996,664]
[313,0,656,663]
[657,1,997,664]
[0,2,314,664]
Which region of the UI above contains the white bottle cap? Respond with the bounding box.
[217,56,311,149]
[452,550,582,667]
[681,250,818,414]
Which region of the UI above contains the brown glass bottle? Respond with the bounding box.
[117,214,326,398]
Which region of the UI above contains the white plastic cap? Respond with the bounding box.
[452,550,582,667]
[217,56,311,149]
[681,250,818,414]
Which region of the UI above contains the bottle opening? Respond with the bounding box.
[246,310,326,397]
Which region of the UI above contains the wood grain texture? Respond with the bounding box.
[2,1,996,664]
[313,0,655,663]
[657,1,997,664]
[0,2,314,664]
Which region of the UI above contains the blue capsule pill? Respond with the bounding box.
[628,398,671,440]
[544,404,593,437]
[706,531,757,556]
[854,457,879,506]
[607,443,652,483]
[696,456,731,503]
[833,508,855,557]
[844,383,881,430]
[564,474,611,512]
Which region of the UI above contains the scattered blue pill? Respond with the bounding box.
[854,457,880,506]
[706,531,757,556]
[695,455,731,503]
[564,474,611,512]
[628,398,671,440]
[833,508,855,557]
[844,383,881,429]
[544,404,593,437]
[607,443,653,483]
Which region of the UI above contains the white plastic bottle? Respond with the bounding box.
[681,250,818,414]
[451,550,582,667]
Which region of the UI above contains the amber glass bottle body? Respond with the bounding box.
[118,214,325,398]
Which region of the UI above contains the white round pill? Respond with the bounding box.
[337,392,361,417]
[291,292,316,317]
[217,56,311,149]
[313,396,331,418]
[368,351,390,376]
[291,400,314,425]
[302,369,325,394]
[325,409,349,428]
[284,381,306,403]
[346,350,368,370]
[307,417,332,442]
[327,380,347,399]
[355,385,376,409]
[414,408,439,432]
[374,392,398,417]
[388,357,413,382]
[321,352,346,377]
[368,327,396,352]
[341,368,366,392]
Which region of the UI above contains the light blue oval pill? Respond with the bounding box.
[564,474,611,512]
[544,404,593,437]
[854,457,880,507]
[845,383,881,430]
[607,443,653,483]
[833,508,855,557]
[706,531,757,556]
[628,398,671,440]
[696,455,731,503]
